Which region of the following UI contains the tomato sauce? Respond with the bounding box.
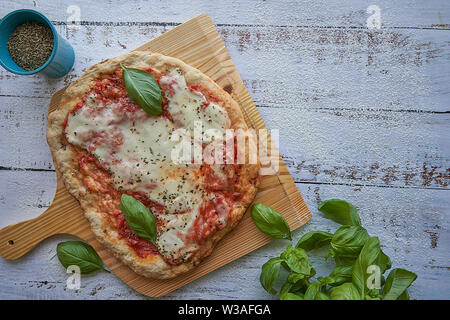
[193,192,234,242]
[78,152,159,258]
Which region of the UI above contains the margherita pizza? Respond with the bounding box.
[47,51,260,279]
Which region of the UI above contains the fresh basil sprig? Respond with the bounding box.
[251,203,291,240]
[254,199,418,300]
[261,245,315,295]
[120,63,162,116]
[120,194,157,245]
[56,241,108,274]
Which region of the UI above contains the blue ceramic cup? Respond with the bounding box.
[0,9,75,78]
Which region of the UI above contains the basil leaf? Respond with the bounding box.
[381,275,386,286]
[377,250,392,274]
[280,245,313,275]
[330,282,361,300]
[366,290,382,300]
[318,264,353,287]
[352,237,382,297]
[57,241,107,274]
[120,63,162,116]
[260,257,283,295]
[332,256,358,266]
[251,203,291,240]
[304,282,321,300]
[280,292,303,300]
[277,253,315,296]
[295,231,333,251]
[283,270,314,294]
[397,289,410,300]
[318,199,361,226]
[382,268,417,300]
[120,194,157,245]
[327,225,370,260]
[286,272,307,284]
[281,261,290,271]
[315,292,330,300]
[280,280,294,295]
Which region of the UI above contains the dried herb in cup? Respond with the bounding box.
[7,21,54,71]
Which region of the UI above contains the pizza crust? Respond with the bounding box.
[47,51,260,279]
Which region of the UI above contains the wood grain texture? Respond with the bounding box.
[0,0,449,300]
[0,14,310,297]
[1,21,449,190]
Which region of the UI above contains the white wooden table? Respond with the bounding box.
[0,0,449,300]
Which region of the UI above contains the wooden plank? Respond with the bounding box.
[1,96,448,189]
[2,22,449,191]
[2,24,449,192]
[0,170,448,299]
[2,0,449,28]
[1,24,449,113]
[259,107,450,189]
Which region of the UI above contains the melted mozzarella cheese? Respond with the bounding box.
[161,69,230,138]
[65,68,230,262]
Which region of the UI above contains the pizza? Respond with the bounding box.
[47,51,260,279]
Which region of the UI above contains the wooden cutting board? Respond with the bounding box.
[0,14,311,297]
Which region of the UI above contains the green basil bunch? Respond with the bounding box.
[253,199,417,300]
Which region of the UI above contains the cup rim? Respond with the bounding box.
[0,9,59,75]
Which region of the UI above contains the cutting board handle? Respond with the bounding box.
[0,204,67,260]
[0,179,85,260]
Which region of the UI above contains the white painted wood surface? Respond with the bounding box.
[0,0,449,299]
